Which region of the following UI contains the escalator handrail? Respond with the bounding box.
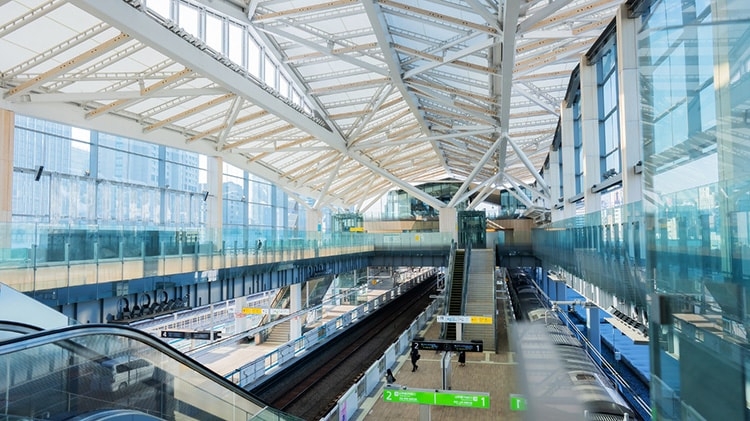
[0,322,303,420]
[0,320,46,337]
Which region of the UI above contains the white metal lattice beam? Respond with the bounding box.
[71,0,348,151]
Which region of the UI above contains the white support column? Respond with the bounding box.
[616,4,643,206]
[289,283,302,340]
[439,207,458,243]
[0,109,13,259]
[560,104,577,220]
[206,156,223,250]
[548,143,561,208]
[306,208,323,252]
[580,61,601,214]
[586,303,602,357]
[0,109,13,225]
[306,208,323,232]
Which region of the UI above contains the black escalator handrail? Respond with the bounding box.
[461,246,471,315]
[0,323,303,421]
[0,320,46,337]
[440,242,457,339]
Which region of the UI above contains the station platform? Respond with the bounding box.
[355,318,523,421]
[192,284,406,377]
[565,288,651,385]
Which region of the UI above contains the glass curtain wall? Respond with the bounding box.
[573,88,584,196]
[640,0,750,419]
[597,39,621,180]
[11,114,304,252]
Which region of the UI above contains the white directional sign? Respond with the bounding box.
[437,315,492,324]
[242,307,290,315]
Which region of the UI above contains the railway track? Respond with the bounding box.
[249,276,436,420]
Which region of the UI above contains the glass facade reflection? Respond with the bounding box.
[539,1,750,419]
[640,0,750,419]
[11,114,303,236]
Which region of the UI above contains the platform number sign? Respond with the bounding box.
[382,388,489,409]
[510,394,527,411]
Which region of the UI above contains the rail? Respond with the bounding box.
[221,270,438,388]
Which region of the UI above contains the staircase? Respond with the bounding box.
[462,249,496,351]
[265,320,290,343]
[446,249,465,340]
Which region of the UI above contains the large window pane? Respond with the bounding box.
[227,22,244,66]
[178,3,200,37]
[205,13,224,53]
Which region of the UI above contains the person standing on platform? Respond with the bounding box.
[410,345,420,372]
[458,351,466,367]
[385,369,396,384]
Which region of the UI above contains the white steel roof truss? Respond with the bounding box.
[303,67,373,84]
[43,43,150,93]
[0,0,66,39]
[407,78,495,108]
[359,184,391,213]
[461,0,500,29]
[4,31,131,99]
[379,0,499,37]
[71,0,347,150]
[408,87,497,125]
[403,36,497,80]
[13,88,224,104]
[0,0,624,210]
[252,0,360,24]
[85,67,195,119]
[96,58,175,94]
[3,21,110,79]
[502,174,535,208]
[344,84,395,140]
[253,25,387,76]
[361,0,449,175]
[313,159,344,208]
[216,96,245,149]
[351,128,493,151]
[143,92,235,133]
[285,152,341,183]
[459,173,498,208]
[139,90,221,119]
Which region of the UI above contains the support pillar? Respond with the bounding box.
[439,207,457,243]
[441,351,452,390]
[585,302,601,357]
[306,208,323,255]
[580,61,601,215]
[205,156,223,251]
[559,104,577,220]
[616,4,643,207]
[0,109,13,260]
[540,263,550,297]
[306,208,322,232]
[554,279,566,302]
[419,405,431,421]
[289,283,302,340]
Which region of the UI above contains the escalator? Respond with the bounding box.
[0,322,301,421]
[445,249,465,340]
